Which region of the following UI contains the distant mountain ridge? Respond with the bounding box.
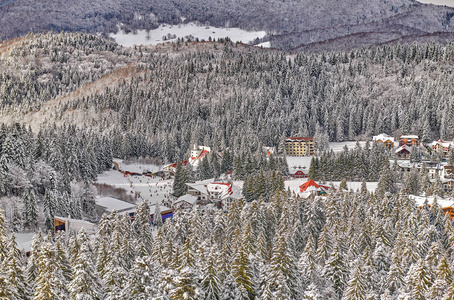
[0,0,454,51]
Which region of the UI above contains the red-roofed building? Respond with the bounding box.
[291,170,307,179]
[299,179,330,196]
[189,145,211,166]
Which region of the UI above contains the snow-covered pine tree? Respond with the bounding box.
[173,161,189,197]
[68,231,102,300]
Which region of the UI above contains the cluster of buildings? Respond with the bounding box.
[373,133,454,193]
[373,133,452,160]
[54,196,173,234]
[173,180,243,211]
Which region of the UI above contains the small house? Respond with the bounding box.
[173,194,198,211]
[373,133,395,149]
[395,145,411,159]
[411,195,454,219]
[54,216,96,233]
[399,135,420,147]
[432,139,452,158]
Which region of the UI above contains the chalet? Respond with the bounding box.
[173,194,198,211]
[218,184,243,211]
[291,170,307,179]
[186,180,211,203]
[395,145,411,160]
[299,179,330,196]
[399,135,420,147]
[184,180,243,210]
[54,216,96,233]
[207,182,233,201]
[12,233,35,257]
[372,133,395,149]
[285,137,314,156]
[397,161,413,172]
[431,139,452,158]
[411,195,454,219]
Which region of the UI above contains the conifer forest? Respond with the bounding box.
[1,31,454,299]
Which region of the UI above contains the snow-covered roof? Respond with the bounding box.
[286,137,313,142]
[207,182,232,196]
[95,196,137,213]
[398,161,413,168]
[410,195,454,209]
[287,156,312,174]
[395,145,411,153]
[186,180,212,195]
[400,135,419,139]
[174,194,198,205]
[149,204,173,214]
[54,216,96,226]
[299,179,330,193]
[432,139,452,148]
[373,133,394,143]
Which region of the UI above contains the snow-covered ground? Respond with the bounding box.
[96,169,173,207]
[12,232,35,253]
[256,41,271,48]
[110,23,267,47]
[328,141,367,153]
[286,156,312,174]
[113,158,161,174]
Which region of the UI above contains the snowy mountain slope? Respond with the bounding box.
[0,0,454,51]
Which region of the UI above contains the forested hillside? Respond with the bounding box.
[1,32,453,163]
[1,30,454,300]
[1,0,454,51]
[2,186,454,299]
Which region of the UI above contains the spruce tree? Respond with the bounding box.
[68,236,102,300]
[173,161,189,197]
[343,261,367,300]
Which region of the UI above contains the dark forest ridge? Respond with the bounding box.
[1,0,454,51]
